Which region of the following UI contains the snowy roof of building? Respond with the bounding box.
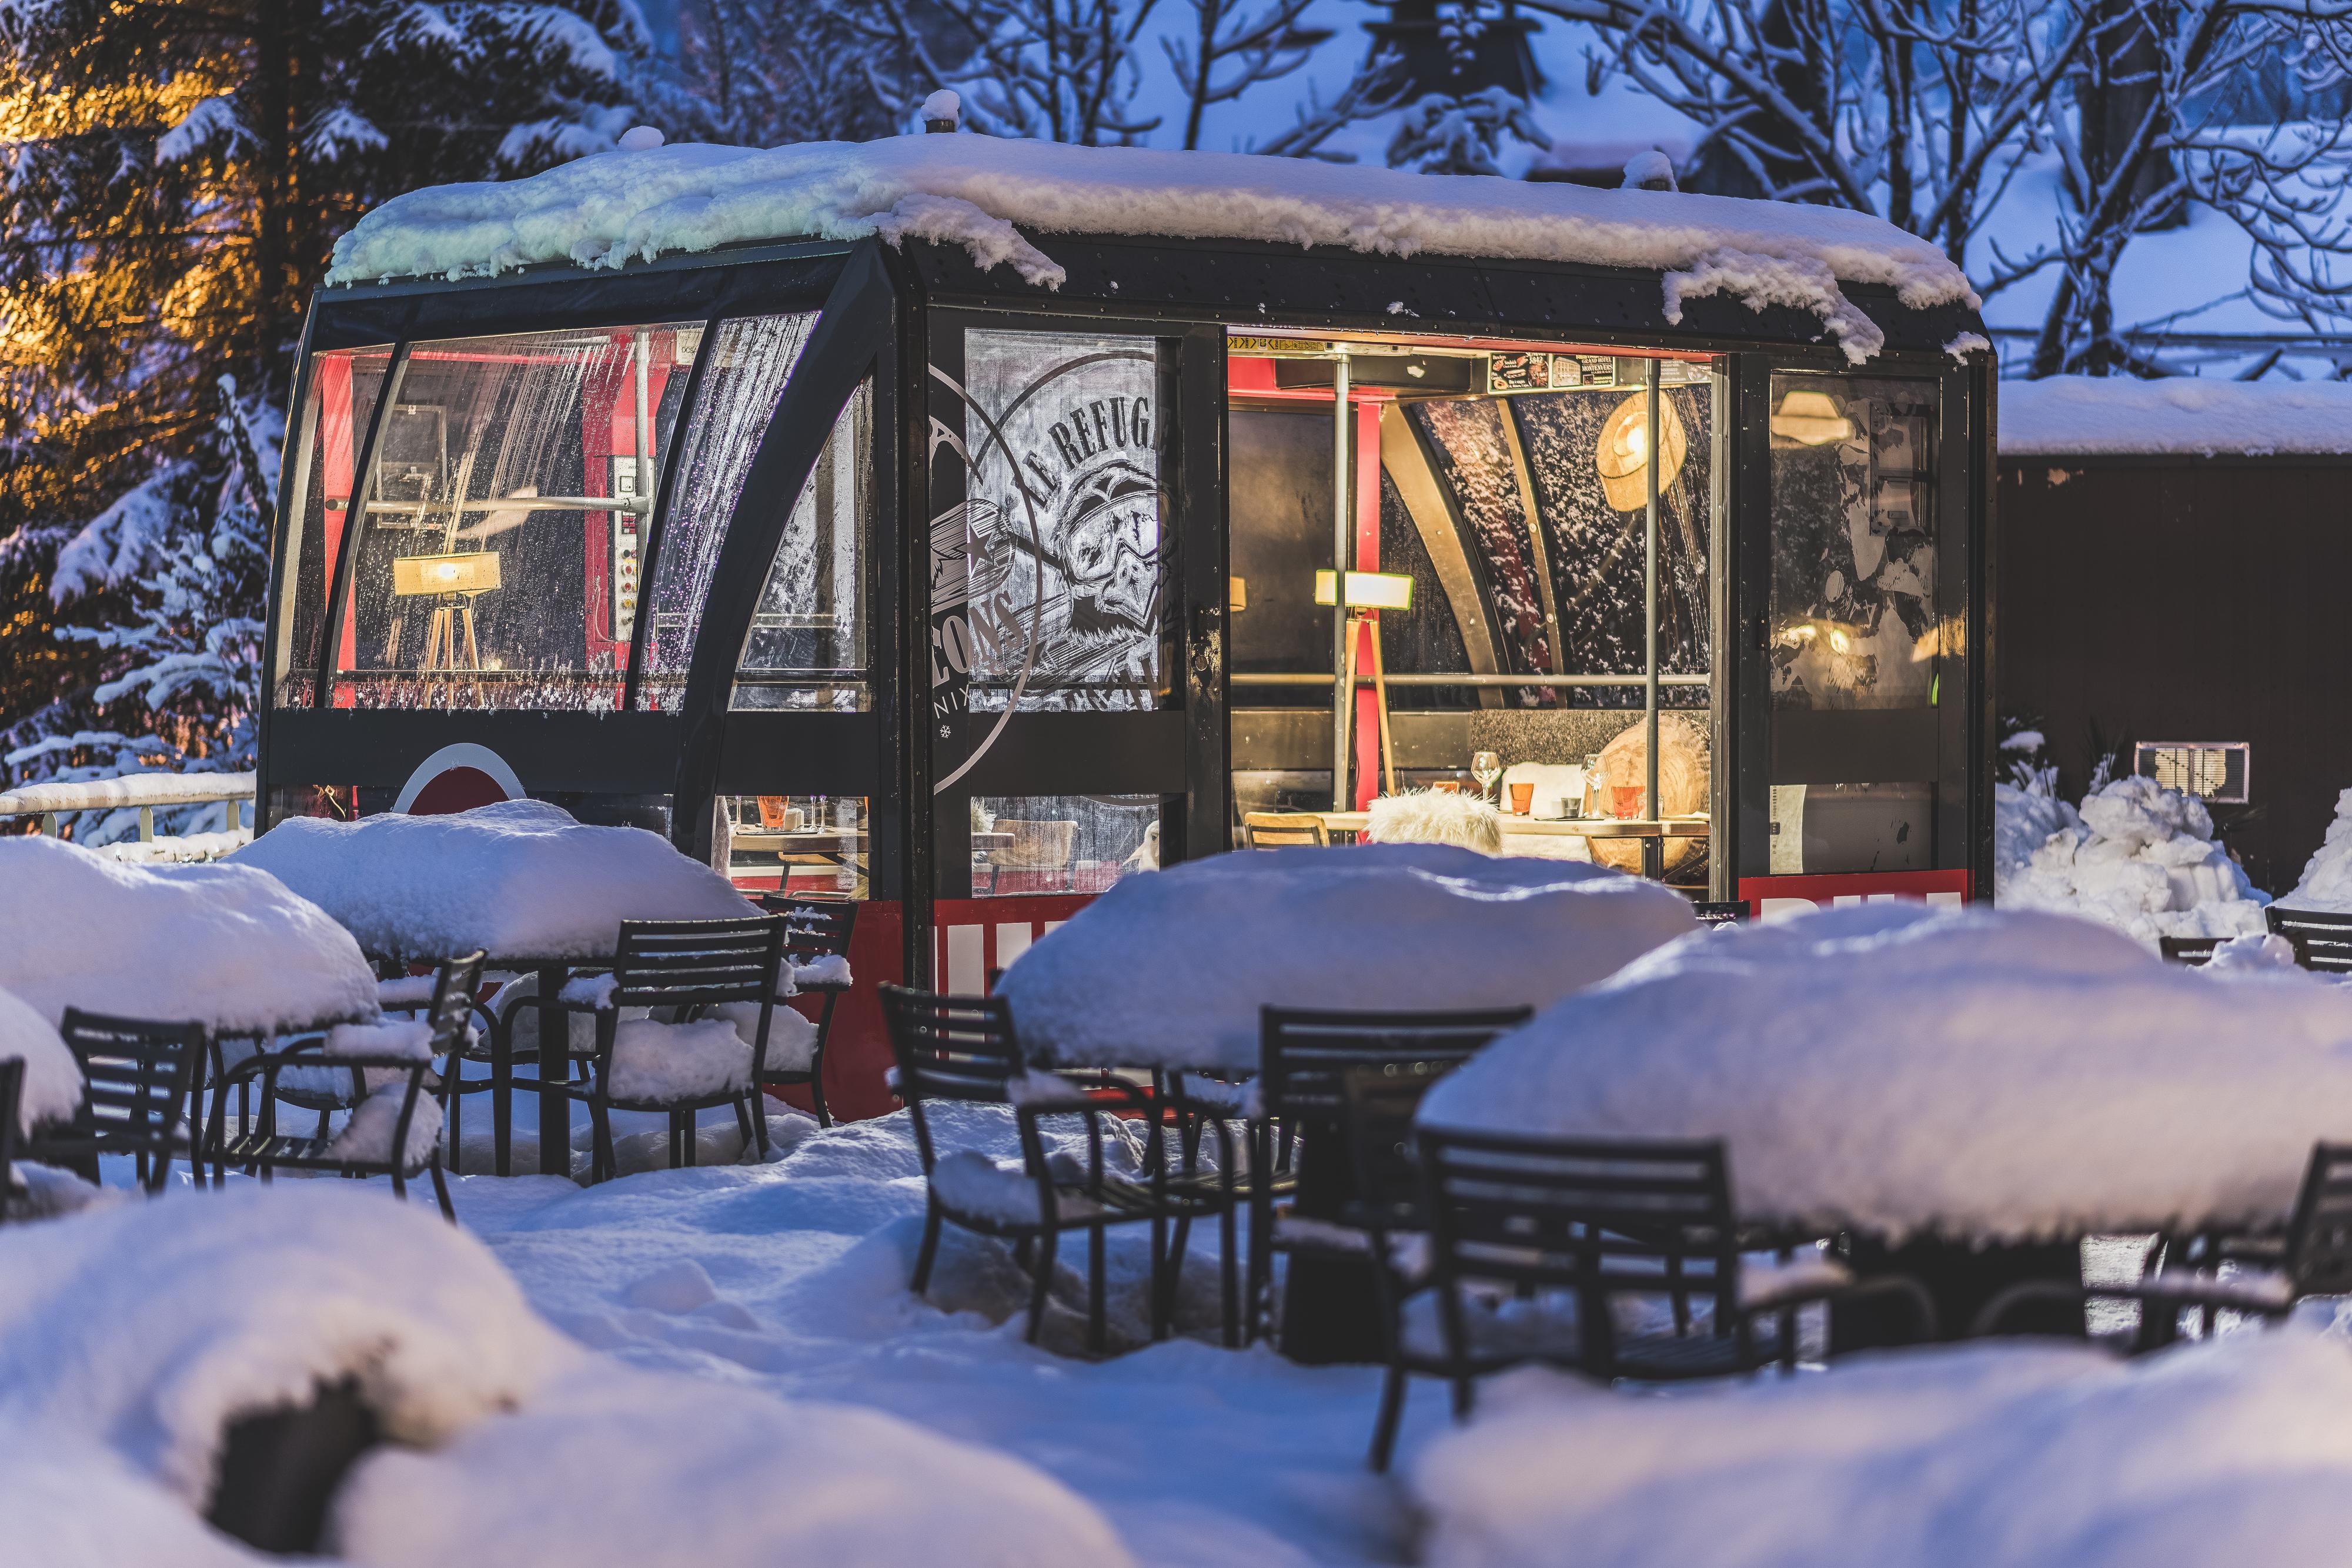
[325,134,1979,363]
[2000,375,2352,457]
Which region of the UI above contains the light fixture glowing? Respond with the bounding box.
[1314,570,1415,611]
[1595,392,1689,512]
[1770,388,1855,446]
[390,551,502,597]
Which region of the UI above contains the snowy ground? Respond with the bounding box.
[75,1097,1416,1567]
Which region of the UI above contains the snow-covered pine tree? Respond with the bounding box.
[1387,84,1542,175]
[0,0,649,838]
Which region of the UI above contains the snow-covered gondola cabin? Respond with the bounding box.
[262,131,1996,1115]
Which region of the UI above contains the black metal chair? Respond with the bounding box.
[0,1058,21,1221]
[753,895,858,1134]
[2157,935,2223,967]
[1400,1127,1934,1447]
[1338,1062,1477,1470]
[1244,1005,1532,1346]
[2267,906,2352,974]
[206,952,485,1220]
[534,917,787,1182]
[1975,1141,2352,1348]
[24,1010,206,1194]
[880,984,1227,1353]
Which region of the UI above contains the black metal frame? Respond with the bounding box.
[0,1058,21,1219]
[1247,1004,1532,1347]
[27,1010,208,1193]
[205,952,485,1218]
[262,228,1996,985]
[753,895,858,1126]
[529,915,788,1178]
[878,983,1242,1352]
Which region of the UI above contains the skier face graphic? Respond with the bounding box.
[1055,459,1159,632]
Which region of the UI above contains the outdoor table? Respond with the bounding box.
[230,799,761,1178]
[1415,900,2352,1348]
[997,844,1697,1359]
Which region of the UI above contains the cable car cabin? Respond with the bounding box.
[262,136,1996,1118]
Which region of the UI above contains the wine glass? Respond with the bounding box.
[1471,751,1503,804]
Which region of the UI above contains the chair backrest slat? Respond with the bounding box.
[2268,907,2352,972]
[2288,1141,2352,1293]
[56,1009,205,1194]
[1261,1006,1530,1122]
[610,917,785,1006]
[878,985,1033,1175]
[1418,1125,1742,1370]
[1242,812,1329,849]
[0,1057,22,1211]
[757,896,857,964]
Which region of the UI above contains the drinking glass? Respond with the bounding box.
[1509,782,1535,815]
[1471,751,1503,803]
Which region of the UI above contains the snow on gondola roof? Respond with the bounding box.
[2000,374,2352,457]
[325,134,1979,363]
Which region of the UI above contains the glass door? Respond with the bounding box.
[920,313,1218,989]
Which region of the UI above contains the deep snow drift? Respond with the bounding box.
[998,844,1696,1071]
[2284,787,2352,912]
[0,835,377,1034]
[0,984,84,1134]
[323,135,1976,363]
[0,1183,1142,1568]
[229,800,756,960]
[1996,775,2267,946]
[1417,902,2352,1240]
[1411,1329,2352,1568]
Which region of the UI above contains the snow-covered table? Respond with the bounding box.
[1000,845,1698,1360]
[1416,902,2352,1242]
[997,844,1697,1073]
[232,801,760,1176]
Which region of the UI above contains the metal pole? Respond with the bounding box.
[1332,355,1353,811]
[634,330,654,508]
[1645,359,1662,872]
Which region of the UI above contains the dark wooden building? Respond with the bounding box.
[1996,377,2352,892]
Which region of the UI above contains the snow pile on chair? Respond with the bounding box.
[1997,774,2267,947]
[0,984,86,1134]
[1364,791,1504,853]
[1412,1330,2352,1568]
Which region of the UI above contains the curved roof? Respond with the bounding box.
[326,134,1978,365]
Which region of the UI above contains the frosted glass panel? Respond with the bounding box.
[639,313,817,710]
[731,382,870,711]
[275,345,390,707]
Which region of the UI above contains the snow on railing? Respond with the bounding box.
[0,770,256,855]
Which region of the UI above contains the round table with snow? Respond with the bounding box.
[230,801,763,1177]
[998,845,1699,1359]
[997,844,1698,1074]
[1416,902,2352,1337]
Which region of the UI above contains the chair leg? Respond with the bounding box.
[430,1156,455,1222]
[390,1159,407,1201]
[810,1041,831,1129]
[911,1202,944,1296]
[1449,1373,1476,1422]
[1088,1223,1108,1355]
[675,1109,696,1169]
[447,1079,463,1176]
[589,1099,616,1185]
[735,1093,759,1161]
[1369,1365,1410,1473]
[1027,1229,1059,1344]
[1219,1203,1241,1350]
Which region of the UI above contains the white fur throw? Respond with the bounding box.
[1365,791,1504,854]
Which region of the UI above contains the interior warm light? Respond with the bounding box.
[390,551,502,597]
[1313,570,1415,611]
[1594,392,1689,512]
[1771,388,1855,446]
